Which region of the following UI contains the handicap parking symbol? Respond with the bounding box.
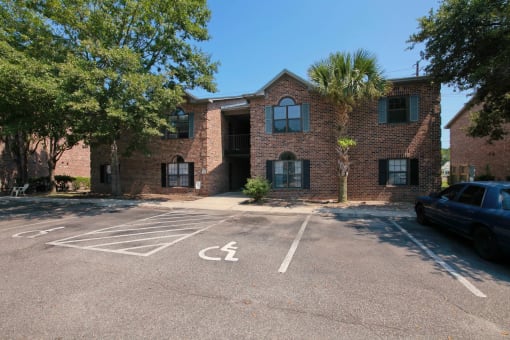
[199,241,239,262]
[12,227,65,239]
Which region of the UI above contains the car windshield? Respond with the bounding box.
[501,189,510,210]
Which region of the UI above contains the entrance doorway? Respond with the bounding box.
[228,157,250,191]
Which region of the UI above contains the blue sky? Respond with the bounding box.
[191,0,471,147]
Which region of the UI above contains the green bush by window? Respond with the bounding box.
[243,177,271,202]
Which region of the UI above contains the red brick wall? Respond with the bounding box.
[449,103,510,181]
[91,102,212,195]
[55,141,90,177]
[89,75,441,202]
[349,80,442,201]
[250,75,441,201]
[1,140,90,189]
[91,99,243,196]
[250,74,339,200]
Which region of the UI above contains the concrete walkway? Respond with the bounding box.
[2,192,416,218]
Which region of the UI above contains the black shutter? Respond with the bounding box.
[188,162,195,188]
[302,160,310,189]
[302,103,310,132]
[161,163,167,187]
[266,160,273,187]
[100,165,105,183]
[410,159,419,185]
[378,159,388,185]
[265,106,273,134]
[188,113,194,138]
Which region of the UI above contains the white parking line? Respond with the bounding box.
[390,220,487,298]
[0,216,77,232]
[47,210,235,257]
[278,214,312,273]
[59,227,200,244]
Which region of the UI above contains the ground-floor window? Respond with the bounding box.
[379,158,419,186]
[266,152,310,189]
[274,160,302,188]
[161,157,194,188]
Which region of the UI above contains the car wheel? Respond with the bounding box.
[473,226,500,261]
[415,204,428,225]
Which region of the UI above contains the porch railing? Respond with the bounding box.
[227,134,250,152]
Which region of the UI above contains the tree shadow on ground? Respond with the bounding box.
[328,213,510,286]
[0,199,134,221]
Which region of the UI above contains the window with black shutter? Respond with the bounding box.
[161,157,194,188]
[378,158,419,186]
[267,152,310,189]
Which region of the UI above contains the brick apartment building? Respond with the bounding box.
[0,141,90,190]
[446,99,510,182]
[91,70,442,201]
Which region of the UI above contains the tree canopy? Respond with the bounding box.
[409,0,510,140]
[0,0,218,194]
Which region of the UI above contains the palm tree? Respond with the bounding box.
[308,49,391,202]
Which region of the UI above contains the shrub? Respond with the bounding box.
[55,175,76,191]
[243,177,271,202]
[28,176,50,192]
[73,176,91,190]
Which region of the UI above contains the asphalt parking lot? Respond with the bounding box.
[1,198,509,339]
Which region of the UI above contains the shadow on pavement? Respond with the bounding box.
[327,213,510,286]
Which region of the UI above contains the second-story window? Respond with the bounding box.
[169,108,189,138]
[273,97,302,133]
[378,95,420,124]
[162,108,194,139]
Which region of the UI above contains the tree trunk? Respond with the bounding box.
[339,175,348,203]
[110,140,122,196]
[48,158,56,194]
[17,132,29,185]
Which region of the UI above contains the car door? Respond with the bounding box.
[493,188,510,248]
[444,185,487,236]
[427,184,465,224]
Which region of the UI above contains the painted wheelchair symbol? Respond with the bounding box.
[199,241,239,262]
[12,227,65,239]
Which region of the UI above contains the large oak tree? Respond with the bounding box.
[1,0,218,195]
[409,0,510,140]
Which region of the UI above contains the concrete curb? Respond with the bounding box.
[1,195,416,218]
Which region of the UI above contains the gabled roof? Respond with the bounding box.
[254,69,313,95]
[445,96,477,129]
[184,70,433,103]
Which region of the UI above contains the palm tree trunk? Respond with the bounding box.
[339,175,348,203]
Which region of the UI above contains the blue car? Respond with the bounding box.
[415,181,510,260]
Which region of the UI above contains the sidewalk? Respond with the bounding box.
[2,192,416,218]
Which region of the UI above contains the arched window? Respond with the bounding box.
[273,97,302,133]
[165,155,194,187]
[274,151,302,188]
[166,108,189,139]
[279,151,296,161]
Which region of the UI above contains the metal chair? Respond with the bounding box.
[11,183,29,197]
